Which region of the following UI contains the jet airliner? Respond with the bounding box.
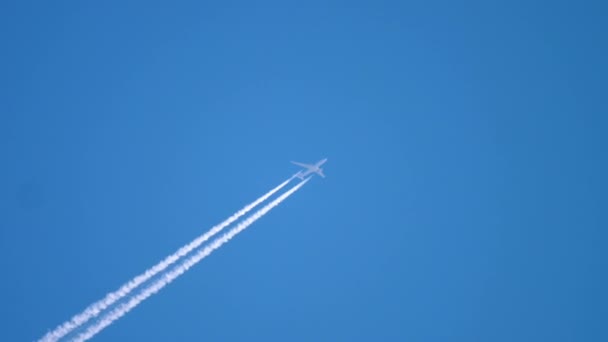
[291,158,327,179]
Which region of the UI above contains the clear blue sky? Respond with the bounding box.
[1,1,606,341]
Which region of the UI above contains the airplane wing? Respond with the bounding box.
[316,158,328,167]
[291,161,314,169]
[318,170,326,178]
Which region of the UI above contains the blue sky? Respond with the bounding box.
[1,1,606,341]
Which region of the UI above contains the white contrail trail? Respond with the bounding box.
[72,178,309,342]
[39,177,294,342]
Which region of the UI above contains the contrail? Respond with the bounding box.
[39,177,294,342]
[72,178,309,342]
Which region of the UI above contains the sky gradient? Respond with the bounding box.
[1,1,607,341]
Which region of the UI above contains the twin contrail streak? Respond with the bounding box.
[72,178,309,342]
[39,177,294,342]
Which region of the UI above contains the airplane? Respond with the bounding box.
[291,158,328,179]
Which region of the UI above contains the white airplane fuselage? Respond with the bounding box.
[291,158,327,179]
